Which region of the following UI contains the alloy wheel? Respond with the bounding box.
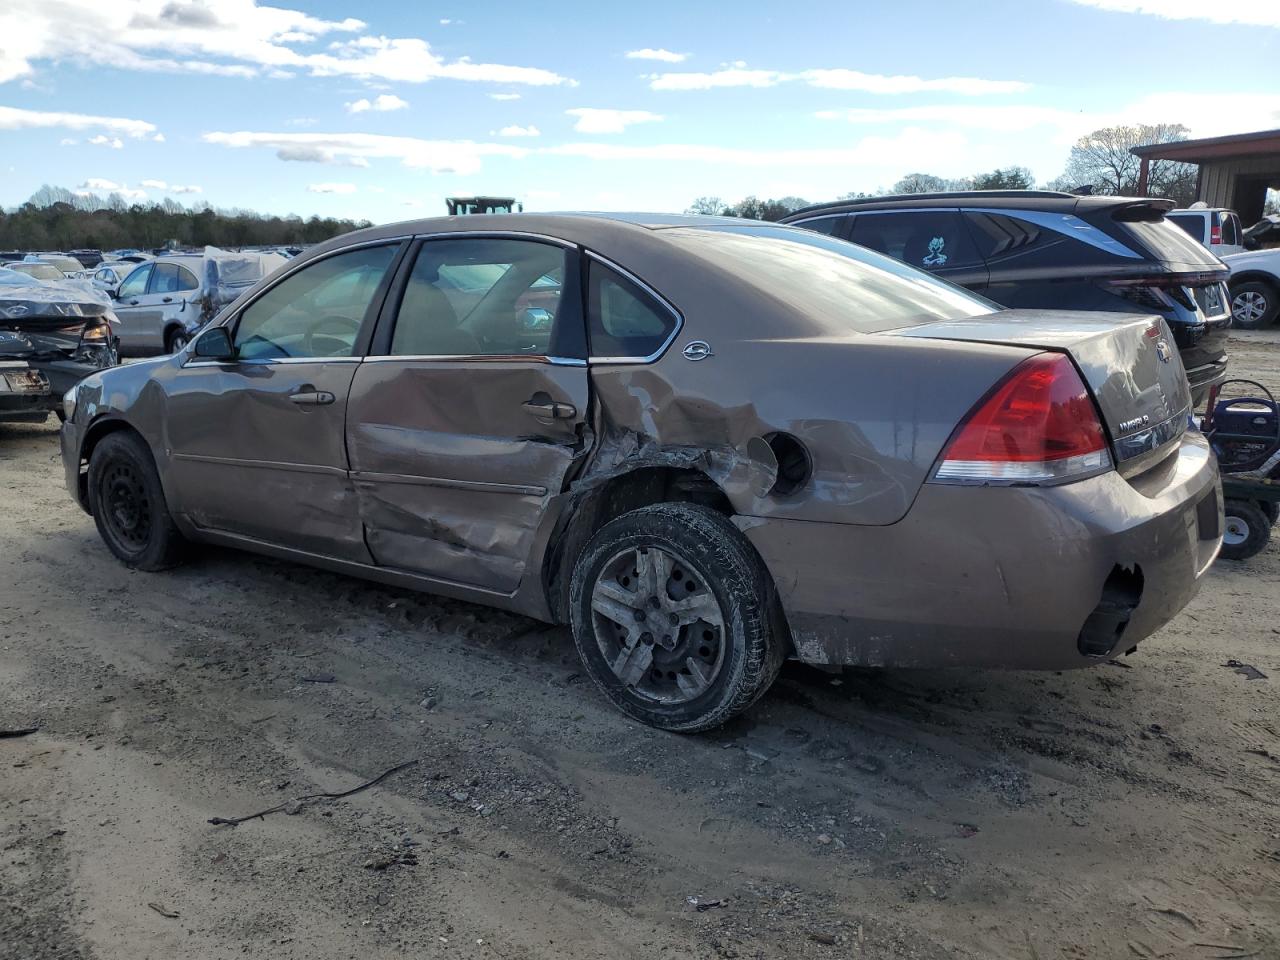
[590,545,726,704]
[1232,290,1269,325]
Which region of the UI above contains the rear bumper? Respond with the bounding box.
[1186,355,1228,408]
[741,431,1222,670]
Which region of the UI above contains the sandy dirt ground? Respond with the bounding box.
[2,334,1279,960]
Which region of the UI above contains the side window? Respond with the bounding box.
[390,238,566,357]
[794,216,843,237]
[175,266,200,292]
[587,261,677,359]
[1221,213,1240,246]
[118,264,151,299]
[850,211,980,271]
[1169,214,1205,242]
[151,263,183,294]
[233,244,397,360]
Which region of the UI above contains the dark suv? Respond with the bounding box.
[781,191,1231,405]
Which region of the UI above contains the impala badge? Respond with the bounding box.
[1119,414,1150,434]
[683,340,713,361]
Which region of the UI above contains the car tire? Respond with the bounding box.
[87,431,185,571]
[165,328,190,354]
[1230,281,1280,329]
[1221,498,1270,561]
[569,502,785,733]
[1261,500,1280,526]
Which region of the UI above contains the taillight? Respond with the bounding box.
[1210,224,1222,244]
[932,353,1112,485]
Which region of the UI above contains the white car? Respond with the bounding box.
[1168,208,1246,258]
[1224,248,1280,328]
[23,253,87,279]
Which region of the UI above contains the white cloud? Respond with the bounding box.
[77,177,146,199]
[346,93,409,113]
[566,108,663,134]
[439,18,461,25]
[815,92,1280,145]
[0,1,573,87]
[140,178,167,189]
[625,48,688,63]
[205,130,529,175]
[648,66,1029,95]
[543,128,970,169]
[171,184,202,193]
[139,178,204,193]
[489,93,521,100]
[497,124,540,137]
[1064,0,1280,27]
[59,137,76,146]
[307,182,357,194]
[0,104,156,138]
[88,134,124,148]
[152,132,165,142]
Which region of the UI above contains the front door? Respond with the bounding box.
[163,242,404,560]
[346,235,589,594]
[111,263,162,355]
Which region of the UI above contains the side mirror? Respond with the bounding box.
[191,326,235,360]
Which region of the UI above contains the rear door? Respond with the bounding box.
[849,210,989,290]
[164,241,404,559]
[346,234,589,594]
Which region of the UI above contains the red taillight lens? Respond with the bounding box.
[933,353,1112,485]
[1210,224,1222,244]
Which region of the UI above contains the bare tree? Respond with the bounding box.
[685,196,727,216]
[1057,123,1198,205]
[969,166,1035,190]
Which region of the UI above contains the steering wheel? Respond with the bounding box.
[304,314,361,356]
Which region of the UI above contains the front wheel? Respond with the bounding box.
[1230,281,1279,329]
[569,503,785,733]
[87,431,186,570]
[1221,498,1270,561]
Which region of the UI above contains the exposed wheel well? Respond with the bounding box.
[76,419,144,509]
[543,467,733,623]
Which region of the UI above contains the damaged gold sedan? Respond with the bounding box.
[61,214,1223,731]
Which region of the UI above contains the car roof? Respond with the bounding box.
[780,190,1178,220]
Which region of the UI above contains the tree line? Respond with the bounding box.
[686,123,1205,220]
[0,185,371,252]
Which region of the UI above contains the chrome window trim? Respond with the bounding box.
[787,214,847,231]
[584,250,684,365]
[183,356,362,367]
[412,229,576,249]
[362,354,586,366]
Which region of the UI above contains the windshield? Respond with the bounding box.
[666,224,996,334]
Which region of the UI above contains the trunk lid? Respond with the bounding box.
[898,308,1192,476]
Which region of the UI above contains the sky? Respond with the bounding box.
[1,0,1278,224]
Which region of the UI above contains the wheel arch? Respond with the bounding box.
[542,465,734,625]
[1229,270,1280,292]
[76,417,148,511]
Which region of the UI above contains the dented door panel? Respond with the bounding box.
[162,359,369,560]
[346,359,589,593]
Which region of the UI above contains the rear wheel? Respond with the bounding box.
[1230,281,1279,329]
[1221,498,1270,561]
[87,431,185,570]
[569,503,784,733]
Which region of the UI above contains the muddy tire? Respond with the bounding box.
[1230,281,1279,330]
[1221,498,1270,561]
[87,431,185,571]
[569,503,785,733]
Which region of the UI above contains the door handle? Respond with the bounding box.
[127,299,139,306]
[522,398,577,420]
[290,390,336,406]
[162,296,174,303]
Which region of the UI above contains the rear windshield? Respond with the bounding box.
[665,225,996,334]
[1121,218,1224,269]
